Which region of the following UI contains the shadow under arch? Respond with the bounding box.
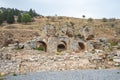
[57,41,67,52]
[36,41,47,52]
[78,42,85,51]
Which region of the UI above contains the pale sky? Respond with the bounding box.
[0,0,120,18]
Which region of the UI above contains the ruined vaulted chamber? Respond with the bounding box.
[22,25,95,53]
[7,25,112,53]
[29,36,87,53]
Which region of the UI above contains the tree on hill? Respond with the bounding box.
[87,18,93,22]
[2,10,8,21]
[82,15,85,18]
[14,8,20,16]
[17,14,22,23]
[29,9,34,18]
[0,12,3,25]
[29,8,38,18]
[7,11,15,24]
[21,13,32,24]
[0,7,41,23]
[102,18,107,22]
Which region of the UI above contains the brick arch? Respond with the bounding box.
[57,41,67,52]
[36,41,47,52]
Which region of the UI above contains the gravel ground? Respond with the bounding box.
[5,69,120,80]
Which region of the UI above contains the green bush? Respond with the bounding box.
[87,18,93,22]
[102,18,107,22]
[13,73,17,76]
[21,13,32,24]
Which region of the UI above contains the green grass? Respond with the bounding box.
[35,47,44,51]
[56,51,61,55]
[109,40,118,46]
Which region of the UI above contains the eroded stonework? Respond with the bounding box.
[19,25,94,53]
[6,25,113,54]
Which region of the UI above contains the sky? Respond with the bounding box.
[0,0,120,18]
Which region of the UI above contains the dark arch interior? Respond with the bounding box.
[78,42,85,50]
[57,41,67,52]
[36,41,47,52]
[86,35,94,40]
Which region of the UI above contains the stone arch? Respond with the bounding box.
[86,35,94,40]
[36,41,47,52]
[78,42,85,51]
[57,41,67,52]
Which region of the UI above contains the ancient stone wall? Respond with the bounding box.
[6,25,98,53]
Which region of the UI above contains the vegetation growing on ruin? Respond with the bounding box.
[35,47,44,51]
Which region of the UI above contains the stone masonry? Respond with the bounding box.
[20,25,93,53]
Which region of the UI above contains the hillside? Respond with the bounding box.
[0,16,120,48]
[0,15,120,76]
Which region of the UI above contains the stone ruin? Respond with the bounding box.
[1,25,120,74]
[8,25,111,53]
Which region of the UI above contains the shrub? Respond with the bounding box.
[110,23,115,27]
[102,18,107,22]
[109,18,116,22]
[13,73,17,76]
[21,13,32,24]
[46,16,51,19]
[58,16,63,19]
[87,18,93,22]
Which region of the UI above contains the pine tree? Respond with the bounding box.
[17,14,22,23]
[29,8,38,17]
[29,9,34,18]
[0,12,3,25]
[14,8,20,16]
[2,10,8,21]
[7,11,15,24]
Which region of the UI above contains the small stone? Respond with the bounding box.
[114,63,120,66]
[113,56,120,62]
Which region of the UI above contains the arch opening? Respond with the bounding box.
[86,35,94,40]
[78,42,85,51]
[57,41,67,52]
[36,41,47,52]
